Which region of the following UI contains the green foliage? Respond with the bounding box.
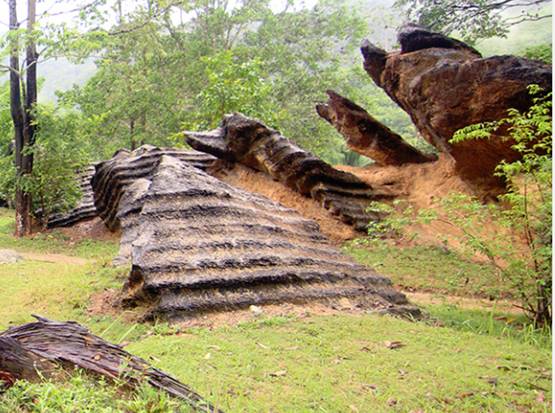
[183,50,277,131]
[0,372,193,413]
[365,199,415,239]
[0,103,89,225]
[57,0,428,165]
[522,43,552,63]
[372,85,552,327]
[25,105,89,224]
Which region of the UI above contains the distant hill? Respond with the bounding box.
[476,4,552,57]
[38,58,97,102]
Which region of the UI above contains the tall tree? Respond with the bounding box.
[9,0,38,236]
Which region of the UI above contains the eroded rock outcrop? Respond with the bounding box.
[185,114,394,232]
[46,165,98,228]
[360,24,552,184]
[316,90,437,166]
[92,145,217,231]
[92,147,417,320]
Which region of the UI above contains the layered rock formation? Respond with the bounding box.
[359,24,552,183]
[185,114,393,232]
[316,90,437,166]
[92,145,217,231]
[91,147,417,320]
[46,165,98,228]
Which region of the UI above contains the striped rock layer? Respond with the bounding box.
[92,148,417,319]
[46,165,98,228]
[91,145,217,231]
[185,114,392,232]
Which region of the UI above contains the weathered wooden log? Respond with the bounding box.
[316,90,437,166]
[360,23,552,185]
[0,315,221,412]
[92,149,418,319]
[185,114,394,232]
[91,145,217,231]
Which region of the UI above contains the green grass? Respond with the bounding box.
[0,373,193,413]
[344,241,506,298]
[0,209,551,412]
[123,314,551,412]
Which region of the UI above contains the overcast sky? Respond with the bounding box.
[0,0,320,32]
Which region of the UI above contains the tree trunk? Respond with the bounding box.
[316,90,437,166]
[9,0,32,236]
[129,118,136,150]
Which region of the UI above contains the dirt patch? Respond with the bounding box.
[88,289,125,316]
[57,217,119,242]
[20,252,91,265]
[339,155,474,212]
[339,156,510,257]
[173,300,369,329]
[214,164,357,243]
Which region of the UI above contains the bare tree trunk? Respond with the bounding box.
[0,316,223,412]
[9,0,32,236]
[130,118,136,150]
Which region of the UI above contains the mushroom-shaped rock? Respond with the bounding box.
[360,25,552,186]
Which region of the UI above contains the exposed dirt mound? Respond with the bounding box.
[340,156,504,254]
[339,155,474,209]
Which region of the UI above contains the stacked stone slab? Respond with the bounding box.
[46,165,98,228]
[185,114,393,232]
[91,146,417,320]
[46,147,216,229]
[91,145,217,231]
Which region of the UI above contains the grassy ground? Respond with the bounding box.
[344,240,506,298]
[0,208,551,412]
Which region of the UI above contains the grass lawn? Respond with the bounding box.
[0,208,551,412]
[344,240,506,299]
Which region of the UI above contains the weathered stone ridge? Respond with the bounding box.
[186,114,392,232]
[45,165,97,228]
[92,146,417,319]
[91,145,217,231]
[316,90,437,166]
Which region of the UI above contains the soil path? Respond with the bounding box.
[20,252,91,266]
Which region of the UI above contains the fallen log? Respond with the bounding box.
[185,114,394,232]
[0,315,221,412]
[316,90,437,166]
